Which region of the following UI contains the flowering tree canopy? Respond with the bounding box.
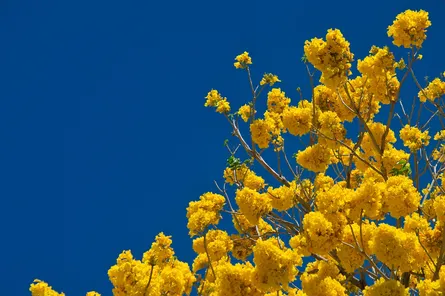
[30,9,445,296]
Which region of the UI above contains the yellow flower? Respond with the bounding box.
[252,238,302,293]
[260,73,281,86]
[295,211,341,254]
[238,104,255,122]
[214,261,263,296]
[234,51,252,69]
[304,29,353,88]
[223,164,265,190]
[282,106,312,136]
[250,118,273,149]
[418,78,445,102]
[300,260,346,296]
[267,88,291,114]
[383,175,420,218]
[267,181,297,211]
[363,278,408,296]
[235,187,272,225]
[314,85,356,122]
[108,250,154,295]
[204,89,222,107]
[30,280,65,296]
[296,143,332,173]
[417,279,441,296]
[317,111,346,148]
[399,124,430,151]
[387,9,431,48]
[186,192,225,236]
[434,130,445,141]
[316,183,353,217]
[204,89,231,113]
[192,230,233,261]
[216,98,230,113]
[142,232,175,266]
[350,179,383,221]
[369,224,427,272]
[357,46,399,104]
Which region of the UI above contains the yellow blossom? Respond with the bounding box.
[235,187,272,225]
[383,175,420,218]
[234,51,252,69]
[282,106,312,136]
[369,224,427,272]
[214,261,263,296]
[317,111,346,148]
[252,238,302,293]
[186,192,225,236]
[400,124,430,151]
[238,104,255,122]
[30,280,65,296]
[387,9,431,48]
[363,278,408,296]
[250,118,273,149]
[260,73,281,86]
[296,143,332,173]
[300,260,346,296]
[192,230,233,261]
[304,29,353,88]
[216,98,230,113]
[142,232,175,267]
[418,78,445,102]
[204,89,230,113]
[295,211,341,254]
[267,181,297,211]
[223,164,265,191]
[357,46,399,103]
[267,88,291,113]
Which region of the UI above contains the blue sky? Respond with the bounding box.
[1,0,445,295]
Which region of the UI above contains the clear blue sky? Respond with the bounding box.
[1,0,445,295]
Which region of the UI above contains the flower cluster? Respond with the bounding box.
[186,192,225,236]
[234,51,252,69]
[235,187,272,225]
[387,9,431,48]
[418,77,445,102]
[108,234,195,296]
[260,73,281,86]
[304,29,354,88]
[204,89,230,113]
[400,124,430,152]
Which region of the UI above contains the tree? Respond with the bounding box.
[30,9,445,296]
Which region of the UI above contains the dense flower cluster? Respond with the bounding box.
[304,29,354,88]
[204,89,230,113]
[387,9,431,48]
[235,187,272,225]
[418,77,445,102]
[186,192,225,236]
[30,280,67,296]
[400,124,430,151]
[234,51,252,69]
[260,73,281,86]
[107,241,195,296]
